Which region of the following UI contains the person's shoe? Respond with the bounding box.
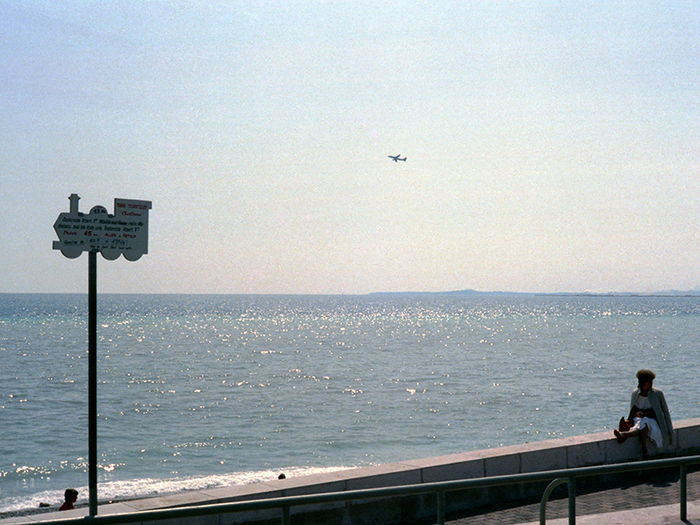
[613,430,626,444]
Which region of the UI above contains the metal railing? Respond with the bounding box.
[31,454,700,525]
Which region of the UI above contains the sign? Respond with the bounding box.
[52,193,152,516]
[53,194,152,261]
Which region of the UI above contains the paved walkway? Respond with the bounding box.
[442,467,700,525]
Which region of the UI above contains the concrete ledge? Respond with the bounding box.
[5,418,700,525]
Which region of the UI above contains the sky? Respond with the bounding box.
[2,1,699,295]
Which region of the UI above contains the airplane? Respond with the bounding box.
[388,154,407,162]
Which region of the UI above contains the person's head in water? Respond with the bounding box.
[636,369,656,391]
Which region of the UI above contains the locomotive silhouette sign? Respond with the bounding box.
[53,193,152,260]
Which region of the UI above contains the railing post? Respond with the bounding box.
[281,504,290,525]
[436,490,446,525]
[680,464,687,522]
[540,478,567,525]
[568,475,576,525]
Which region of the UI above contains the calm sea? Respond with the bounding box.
[1,293,699,513]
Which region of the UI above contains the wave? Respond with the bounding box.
[0,466,351,514]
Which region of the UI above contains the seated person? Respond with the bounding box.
[614,369,673,458]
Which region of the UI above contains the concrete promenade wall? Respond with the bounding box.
[6,418,700,525]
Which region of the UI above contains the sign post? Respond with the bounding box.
[88,250,97,517]
[53,194,152,516]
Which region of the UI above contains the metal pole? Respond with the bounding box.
[436,490,446,525]
[680,464,687,521]
[89,250,98,517]
[568,475,576,525]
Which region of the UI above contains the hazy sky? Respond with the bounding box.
[2,1,699,294]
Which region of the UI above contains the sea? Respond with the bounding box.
[1,293,699,514]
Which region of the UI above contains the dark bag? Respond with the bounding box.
[619,417,631,432]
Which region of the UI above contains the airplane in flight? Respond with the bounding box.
[388,154,407,162]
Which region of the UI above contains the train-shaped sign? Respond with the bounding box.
[53,194,152,261]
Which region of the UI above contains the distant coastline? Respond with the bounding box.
[368,288,700,298]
